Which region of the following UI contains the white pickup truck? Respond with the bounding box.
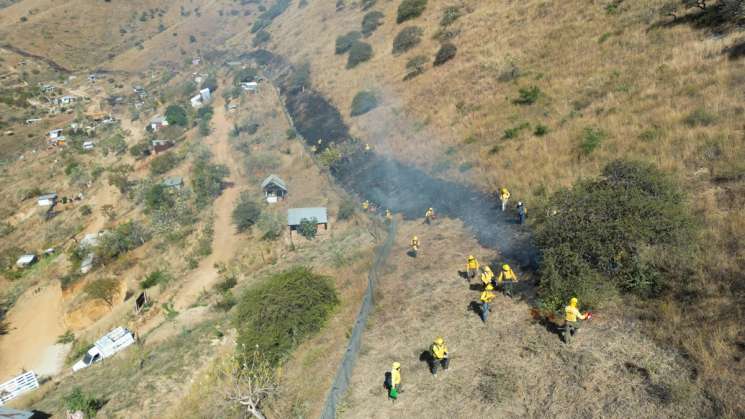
[72,327,136,372]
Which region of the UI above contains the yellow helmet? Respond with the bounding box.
[570,297,578,307]
[413,236,418,240]
[392,362,401,369]
[468,255,475,260]
[485,283,494,291]
[434,337,444,345]
[428,207,433,211]
[502,264,510,271]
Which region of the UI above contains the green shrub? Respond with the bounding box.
[286,128,297,139]
[337,199,356,220]
[233,68,258,86]
[84,278,120,307]
[214,292,237,312]
[534,124,549,136]
[362,11,385,36]
[534,160,696,309]
[335,31,362,54]
[165,104,188,126]
[513,86,541,105]
[579,127,606,155]
[56,330,75,344]
[235,267,338,365]
[63,387,102,418]
[253,29,271,46]
[347,41,373,68]
[433,42,457,65]
[362,0,377,10]
[232,192,262,232]
[397,0,427,23]
[392,26,423,54]
[684,108,716,127]
[214,275,238,293]
[257,211,283,240]
[95,222,150,263]
[191,158,229,207]
[298,218,318,239]
[350,91,378,116]
[149,152,180,175]
[440,6,462,26]
[140,270,173,289]
[404,55,428,79]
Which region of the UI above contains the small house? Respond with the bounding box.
[151,139,175,153]
[48,129,63,139]
[0,406,37,419]
[149,115,169,132]
[200,88,211,102]
[241,81,258,92]
[190,94,203,108]
[25,118,42,125]
[83,141,95,151]
[162,176,183,190]
[15,254,37,269]
[261,175,288,203]
[37,193,57,206]
[57,95,78,105]
[287,207,328,233]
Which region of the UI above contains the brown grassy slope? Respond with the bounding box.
[341,218,708,418]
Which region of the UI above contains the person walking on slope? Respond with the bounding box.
[480,265,494,288]
[385,362,402,400]
[563,297,590,344]
[497,264,518,297]
[479,283,496,322]
[385,208,393,223]
[466,255,480,281]
[410,236,420,257]
[429,337,449,376]
[499,188,510,212]
[516,201,527,225]
[424,207,435,224]
[362,200,370,212]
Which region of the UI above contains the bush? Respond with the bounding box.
[534,160,696,309]
[140,270,172,289]
[392,26,423,54]
[165,104,188,126]
[214,292,237,312]
[257,211,283,240]
[513,86,541,105]
[397,0,427,23]
[214,275,238,293]
[579,127,606,155]
[350,91,378,116]
[335,31,362,54]
[404,55,428,79]
[684,108,716,127]
[232,192,262,232]
[337,199,356,220]
[433,42,457,65]
[362,0,377,10]
[233,68,258,86]
[84,278,120,307]
[192,158,229,207]
[235,267,338,365]
[149,153,180,176]
[253,29,271,46]
[534,124,549,137]
[440,6,462,26]
[362,11,385,36]
[347,41,373,68]
[63,387,102,418]
[298,218,318,239]
[143,183,174,212]
[95,221,150,263]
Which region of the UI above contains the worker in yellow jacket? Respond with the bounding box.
[480,265,494,288]
[424,207,435,224]
[386,362,402,400]
[563,297,590,344]
[497,264,518,297]
[429,337,449,376]
[410,236,420,257]
[499,188,510,212]
[362,200,370,211]
[385,208,393,223]
[479,283,496,322]
[466,255,479,280]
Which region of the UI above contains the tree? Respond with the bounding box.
[350,91,378,116]
[150,152,180,175]
[361,11,384,36]
[232,192,262,232]
[397,0,427,23]
[234,68,258,86]
[392,26,423,54]
[347,41,373,68]
[298,218,318,239]
[216,350,278,419]
[84,278,120,307]
[191,158,229,207]
[433,42,457,66]
[335,31,362,54]
[165,104,188,126]
[257,211,283,240]
[63,387,103,418]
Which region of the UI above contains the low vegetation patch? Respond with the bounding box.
[165,104,188,126]
[62,387,103,418]
[140,270,172,289]
[397,0,427,23]
[534,160,696,310]
[440,5,462,26]
[404,55,428,80]
[350,91,378,116]
[393,26,424,54]
[232,192,262,233]
[191,154,229,207]
[235,267,338,365]
[84,278,120,307]
[347,41,374,68]
[362,11,385,36]
[335,31,362,55]
[513,85,541,105]
[149,152,180,176]
[579,127,606,155]
[433,42,457,65]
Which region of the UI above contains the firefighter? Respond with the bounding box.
[429,337,449,376]
[517,201,527,225]
[479,283,496,322]
[362,200,370,211]
[424,207,435,224]
[563,297,590,344]
[386,362,402,400]
[499,188,510,212]
[480,265,494,288]
[385,208,393,223]
[496,264,518,297]
[410,236,420,257]
[466,255,480,281]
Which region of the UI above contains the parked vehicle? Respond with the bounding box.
[72,327,136,372]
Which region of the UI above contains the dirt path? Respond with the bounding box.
[0,282,66,381]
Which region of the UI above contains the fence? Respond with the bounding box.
[0,371,39,405]
[320,220,397,419]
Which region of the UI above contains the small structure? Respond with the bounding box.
[48,129,63,139]
[261,175,288,203]
[190,94,203,108]
[55,95,78,105]
[82,141,95,151]
[199,87,211,102]
[0,371,40,406]
[287,207,328,233]
[15,254,37,268]
[88,74,98,82]
[134,291,149,314]
[149,115,169,132]
[162,176,183,190]
[151,139,175,153]
[0,406,36,418]
[25,118,42,125]
[37,193,58,206]
[241,81,258,92]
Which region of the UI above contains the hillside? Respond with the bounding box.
[0,0,743,418]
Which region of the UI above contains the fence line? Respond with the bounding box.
[320,220,397,419]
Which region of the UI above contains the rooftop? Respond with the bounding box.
[261,174,287,191]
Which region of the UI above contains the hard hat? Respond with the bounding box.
[434,337,444,345]
[518,201,523,206]
[485,284,494,290]
[413,236,418,240]
[468,255,475,260]
[392,362,401,369]
[570,297,578,307]
[428,207,433,211]
[502,264,510,271]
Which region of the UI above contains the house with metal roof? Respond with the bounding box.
[162,176,183,190]
[37,193,57,207]
[261,175,287,203]
[287,207,328,234]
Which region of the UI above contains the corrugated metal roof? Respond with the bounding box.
[163,176,183,187]
[0,406,35,418]
[261,174,287,191]
[287,207,327,226]
[38,193,57,200]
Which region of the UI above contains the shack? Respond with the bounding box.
[148,115,169,132]
[37,193,57,207]
[151,139,175,153]
[15,254,37,268]
[261,175,287,203]
[287,207,328,233]
[162,176,183,190]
